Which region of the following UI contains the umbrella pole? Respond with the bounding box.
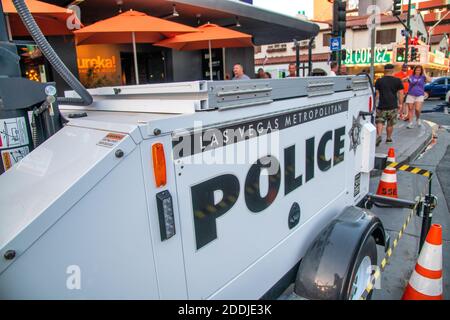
[5,14,12,41]
[222,47,226,80]
[132,31,139,85]
[208,40,213,81]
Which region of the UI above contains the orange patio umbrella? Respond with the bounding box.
[2,0,81,37]
[74,10,198,84]
[154,23,254,80]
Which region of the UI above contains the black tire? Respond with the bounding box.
[344,236,377,300]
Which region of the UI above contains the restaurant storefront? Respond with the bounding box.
[16,43,49,83]
[425,50,450,77]
[49,0,317,88]
[5,0,319,92]
[76,44,171,87]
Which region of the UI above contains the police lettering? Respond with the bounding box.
[191,126,346,249]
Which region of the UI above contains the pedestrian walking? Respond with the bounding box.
[404,65,432,128]
[375,64,404,146]
[232,64,251,80]
[393,63,412,121]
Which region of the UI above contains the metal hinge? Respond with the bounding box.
[352,78,369,91]
[206,82,273,110]
[307,81,334,97]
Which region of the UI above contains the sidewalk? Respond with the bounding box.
[375,119,433,165]
[371,127,450,299]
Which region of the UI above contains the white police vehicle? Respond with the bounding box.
[0,75,390,300]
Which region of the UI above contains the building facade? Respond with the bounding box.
[255,0,449,78]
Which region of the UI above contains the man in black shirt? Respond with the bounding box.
[375,64,404,146]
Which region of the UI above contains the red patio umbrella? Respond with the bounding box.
[154,23,254,80]
[74,10,198,84]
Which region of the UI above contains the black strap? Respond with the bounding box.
[408,76,422,90]
[405,77,420,98]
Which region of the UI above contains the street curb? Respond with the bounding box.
[371,122,433,177]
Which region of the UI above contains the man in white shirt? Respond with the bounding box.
[329,61,338,76]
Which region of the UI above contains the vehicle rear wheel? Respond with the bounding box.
[346,236,377,300]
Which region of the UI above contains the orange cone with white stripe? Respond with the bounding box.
[387,148,396,164]
[402,224,443,300]
[376,168,398,198]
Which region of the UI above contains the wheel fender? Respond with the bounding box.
[294,206,386,300]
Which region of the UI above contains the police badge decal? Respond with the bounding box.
[349,116,362,153]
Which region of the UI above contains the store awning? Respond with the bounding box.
[45,0,320,44]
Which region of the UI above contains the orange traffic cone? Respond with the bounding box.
[376,168,398,198]
[387,148,396,164]
[402,224,443,300]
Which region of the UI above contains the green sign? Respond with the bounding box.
[343,47,392,66]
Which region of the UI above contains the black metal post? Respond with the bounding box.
[308,37,314,76]
[0,0,9,41]
[419,174,434,252]
[405,0,412,63]
[295,39,300,77]
[337,31,342,74]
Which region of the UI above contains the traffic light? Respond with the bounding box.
[396,47,406,62]
[411,47,418,62]
[331,49,347,62]
[333,0,347,36]
[393,0,402,17]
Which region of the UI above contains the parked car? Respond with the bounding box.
[424,77,450,99]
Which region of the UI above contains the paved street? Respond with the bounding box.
[372,98,450,300]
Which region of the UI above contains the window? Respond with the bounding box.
[434,78,445,85]
[255,46,262,54]
[323,33,345,46]
[376,29,397,44]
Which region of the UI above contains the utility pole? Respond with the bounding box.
[405,0,412,64]
[294,39,300,77]
[333,0,346,74]
[308,37,314,76]
[338,30,342,73]
[370,0,376,81]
